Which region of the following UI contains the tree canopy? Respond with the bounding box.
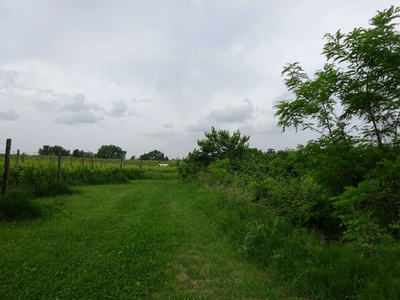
[195,126,250,164]
[72,149,95,158]
[38,145,70,156]
[139,150,168,161]
[272,6,400,243]
[96,145,126,159]
[275,6,400,151]
[180,127,251,179]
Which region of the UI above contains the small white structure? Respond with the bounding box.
[157,163,169,167]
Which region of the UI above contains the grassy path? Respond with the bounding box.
[0,180,300,299]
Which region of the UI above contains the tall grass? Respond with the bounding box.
[0,190,42,221]
[195,182,400,299]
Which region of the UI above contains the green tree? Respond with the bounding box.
[275,6,400,150]
[72,149,84,157]
[274,6,400,241]
[38,145,70,156]
[274,6,400,193]
[84,151,95,158]
[324,6,400,149]
[72,149,94,158]
[38,145,52,156]
[139,150,168,161]
[196,126,250,165]
[179,127,250,179]
[96,145,126,159]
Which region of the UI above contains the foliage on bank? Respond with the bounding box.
[178,6,400,298]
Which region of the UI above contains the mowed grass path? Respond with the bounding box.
[0,180,300,299]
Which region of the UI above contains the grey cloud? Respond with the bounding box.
[32,91,101,114]
[0,66,19,89]
[206,100,254,123]
[55,111,103,125]
[272,91,294,106]
[34,92,105,125]
[62,93,90,111]
[132,95,155,103]
[33,100,60,112]
[185,117,213,133]
[239,122,282,137]
[0,110,19,120]
[144,131,174,138]
[163,122,174,128]
[108,101,128,118]
[0,0,393,158]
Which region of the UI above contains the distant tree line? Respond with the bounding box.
[38,145,169,161]
[38,144,126,159]
[38,145,71,157]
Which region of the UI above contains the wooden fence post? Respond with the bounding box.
[16,149,20,166]
[57,148,62,182]
[2,138,12,195]
[14,149,20,187]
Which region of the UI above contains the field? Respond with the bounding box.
[0,154,178,192]
[0,179,300,299]
[1,154,400,299]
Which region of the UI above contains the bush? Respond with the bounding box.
[208,159,232,182]
[0,190,42,221]
[331,156,400,245]
[33,181,74,197]
[123,168,145,180]
[197,184,400,299]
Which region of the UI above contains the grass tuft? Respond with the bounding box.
[0,190,42,221]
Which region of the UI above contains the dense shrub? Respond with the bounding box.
[179,126,400,244]
[0,190,42,221]
[33,181,74,197]
[123,168,145,180]
[197,185,400,299]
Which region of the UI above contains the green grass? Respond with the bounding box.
[0,180,301,299]
[0,182,178,299]
[193,184,400,300]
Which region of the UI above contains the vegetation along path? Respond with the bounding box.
[0,180,301,299]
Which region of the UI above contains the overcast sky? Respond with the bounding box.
[0,0,398,159]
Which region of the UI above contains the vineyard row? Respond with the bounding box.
[0,155,177,196]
